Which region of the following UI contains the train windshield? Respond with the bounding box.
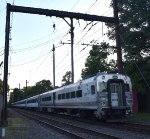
[98,82,107,92]
[109,82,122,94]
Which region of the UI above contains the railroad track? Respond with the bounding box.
[48,112,150,135]
[16,109,122,139]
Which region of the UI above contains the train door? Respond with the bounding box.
[108,80,125,107]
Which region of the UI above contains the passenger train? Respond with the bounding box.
[12,72,133,120]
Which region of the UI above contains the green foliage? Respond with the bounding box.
[61,71,72,86]
[81,42,117,78]
[107,0,150,95]
[9,79,53,103]
[35,79,53,93]
[107,0,150,59]
[9,88,22,103]
[0,79,9,95]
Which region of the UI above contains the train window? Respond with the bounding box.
[66,92,70,99]
[58,94,61,100]
[99,82,107,92]
[48,96,51,101]
[71,91,75,98]
[42,96,51,101]
[76,90,82,98]
[125,84,130,92]
[91,85,95,94]
[27,98,37,103]
[62,93,65,99]
[42,98,44,101]
[19,101,26,104]
[43,97,46,101]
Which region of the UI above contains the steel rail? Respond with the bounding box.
[17,109,122,139]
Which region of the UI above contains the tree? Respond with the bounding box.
[81,42,117,79]
[10,88,21,102]
[106,0,150,112]
[35,79,53,93]
[61,71,72,86]
[107,0,150,59]
[9,79,54,102]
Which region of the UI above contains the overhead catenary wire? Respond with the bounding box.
[31,50,53,80]
[55,26,114,79]
[9,51,50,67]
[73,9,112,46]
[49,6,114,80]
[9,29,70,53]
[49,6,113,77]
[86,0,98,13]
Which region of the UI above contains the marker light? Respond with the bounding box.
[124,76,128,80]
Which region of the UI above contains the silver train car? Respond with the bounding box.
[12,73,133,120]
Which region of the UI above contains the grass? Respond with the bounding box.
[131,113,150,121]
[5,117,29,139]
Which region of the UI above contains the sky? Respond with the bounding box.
[0,0,115,90]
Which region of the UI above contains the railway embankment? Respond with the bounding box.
[3,108,68,139]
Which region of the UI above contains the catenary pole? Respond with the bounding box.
[3,3,11,124]
[70,18,74,83]
[52,44,55,88]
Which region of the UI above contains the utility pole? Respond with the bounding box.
[70,18,74,83]
[3,4,11,124]
[26,80,28,91]
[63,18,74,83]
[113,0,123,73]
[52,44,55,88]
[19,83,20,90]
